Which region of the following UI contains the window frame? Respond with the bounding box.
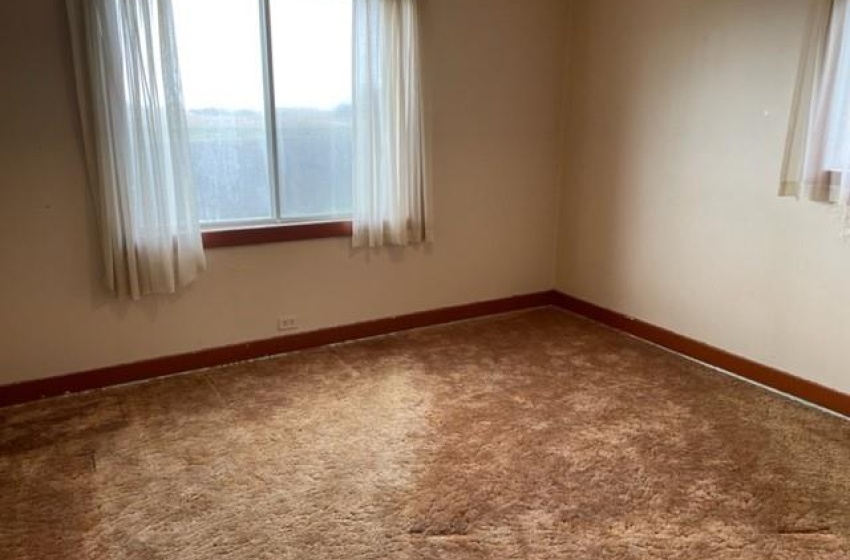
[187,0,354,247]
[202,220,352,248]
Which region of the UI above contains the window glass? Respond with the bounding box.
[270,0,353,220]
[173,0,353,227]
[173,0,274,225]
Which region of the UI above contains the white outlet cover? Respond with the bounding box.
[278,316,298,331]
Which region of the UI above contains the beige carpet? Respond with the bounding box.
[1,308,849,559]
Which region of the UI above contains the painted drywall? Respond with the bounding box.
[556,0,850,395]
[0,0,568,385]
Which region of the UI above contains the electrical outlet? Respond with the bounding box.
[277,315,298,332]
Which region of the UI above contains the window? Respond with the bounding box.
[781,0,850,235]
[172,0,353,230]
[69,0,428,297]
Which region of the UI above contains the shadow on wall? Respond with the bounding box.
[557,0,807,320]
[558,1,641,306]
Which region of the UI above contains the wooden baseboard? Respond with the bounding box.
[550,291,850,418]
[5,289,847,418]
[0,292,555,408]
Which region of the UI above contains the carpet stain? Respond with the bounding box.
[1,309,848,559]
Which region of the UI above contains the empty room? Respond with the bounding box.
[1,0,849,558]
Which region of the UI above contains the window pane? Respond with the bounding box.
[173,0,274,225]
[269,0,353,220]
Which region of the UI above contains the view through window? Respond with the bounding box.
[173,0,353,227]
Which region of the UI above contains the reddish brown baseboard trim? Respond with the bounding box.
[7,289,846,417]
[551,291,850,418]
[0,291,556,408]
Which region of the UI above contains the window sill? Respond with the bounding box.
[202,221,352,249]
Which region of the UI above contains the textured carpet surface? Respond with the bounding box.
[1,308,849,559]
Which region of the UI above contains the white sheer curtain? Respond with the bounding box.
[352,0,432,248]
[782,0,850,234]
[66,0,206,299]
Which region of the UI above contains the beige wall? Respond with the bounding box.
[556,0,850,395]
[4,0,848,398]
[0,0,568,385]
